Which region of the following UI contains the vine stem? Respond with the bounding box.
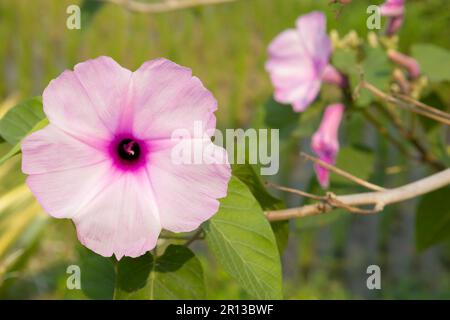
[95,0,237,13]
[376,103,445,171]
[265,168,450,221]
[300,152,386,191]
[360,80,450,126]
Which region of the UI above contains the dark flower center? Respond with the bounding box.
[118,139,141,162]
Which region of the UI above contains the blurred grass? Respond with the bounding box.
[1,0,449,127]
[0,0,449,299]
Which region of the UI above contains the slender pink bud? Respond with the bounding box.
[386,16,404,35]
[380,0,405,35]
[322,65,347,88]
[311,103,344,188]
[387,50,420,79]
[380,0,405,17]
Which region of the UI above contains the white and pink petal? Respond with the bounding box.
[43,56,132,142]
[147,141,230,233]
[129,58,218,141]
[74,172,161,259]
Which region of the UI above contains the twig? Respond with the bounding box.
[325,192,379,214]
[394,93,450,120]
[95,0,237,13]
[360,80,450,126]
[265,181,324,201]
[265,168,450,221]
[266,182,382,215]
[300,152,386,191]
[376,103,445,170]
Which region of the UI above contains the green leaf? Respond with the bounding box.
[331,146,375,187]
[416,187,450,251]
[117,253,152,293]
[426,126,450,167]
[332,48,358,75]
[337,46,391,107]
[0,143,21,166]
[78,246,116,300]
[359,46,392,106]
[0,97,45,145]
[203,176,283,299]
[412,44,450,82]
[270,220,289,254]
[232,163,284,210]
[116,245,205,300]
[80,0,105,29]
[232,164,289,253]
[263,97,299,139]
[0,118,48,166]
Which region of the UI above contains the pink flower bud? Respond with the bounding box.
[311,103,344,188]
[387,49,420,79]
[380,0,405,35]
[322,65,347,88]
[380,0,405,17]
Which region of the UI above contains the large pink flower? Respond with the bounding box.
[22,56,231,259]
[265,12,344,112]
[311,103,344,188]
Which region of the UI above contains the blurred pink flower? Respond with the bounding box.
[22,56,231,259]
[380,0,404,16]
[380,0,405,35]
[311,103,344,188]
[266,12,344,112]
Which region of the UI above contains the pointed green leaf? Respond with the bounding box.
[78,246,116,300]
[116,245,205,300]
[232,164,289,253]
[0,118,48,166]
[203,176,283,299]
[416,187,450,251]
[0,97,45,145]
[412,44,450,82]
[232,163,284,210]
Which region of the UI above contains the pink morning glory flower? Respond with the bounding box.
[380,0,405,35]
[265,11,345,112]
[311,103,344,188]
[21,56,231,259]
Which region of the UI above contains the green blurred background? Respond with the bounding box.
[0,0,449,299]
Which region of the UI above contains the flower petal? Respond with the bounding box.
[266,12,331,112]
[148,141,231,232]
[22,124,108,175]
[295,11,331,70]
[130,58,217,140]
[27,161,113,219]
[43,56,132,141]
[311,103,344,188]
[267,29,304,59]
[290,80,321,112]
[74,172,161,259]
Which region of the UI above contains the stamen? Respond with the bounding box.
[117,138,141,162]
[124,141,136,156]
